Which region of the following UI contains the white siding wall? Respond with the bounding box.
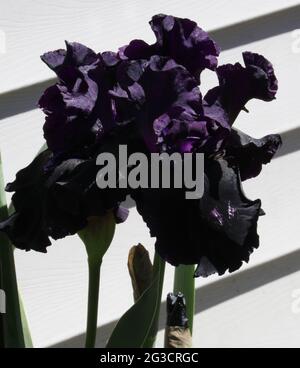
[0,0,300,348]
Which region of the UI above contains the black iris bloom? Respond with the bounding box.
[0,15,281,277]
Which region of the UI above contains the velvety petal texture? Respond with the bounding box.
[0,149,128,252]
[120,14,220,81]
[39,42,120,161]
[225,129,282,181]
[112,56,205,152]
[111,55,229,154]
[204,52,278,126]
[133,158,261,276]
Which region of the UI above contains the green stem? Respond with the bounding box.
[0,153,25,348]
[79,214,115,349]
[142,252,165,348]
[85,258,102,348]
[173,265,195,334]
[0,245,25,347]
[0,262,5,348]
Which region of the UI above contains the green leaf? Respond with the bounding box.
[0,143,47,347]
[3,145,48,347]
[142,253,165,348]
[106,253,165,348]
[3,143,48,346]
[19,293,33,348]
[0,152,25,347]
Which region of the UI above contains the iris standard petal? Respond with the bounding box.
[204,52,278,126]
[39,42,119,159]
[120,14,220,82]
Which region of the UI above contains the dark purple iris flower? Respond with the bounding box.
[0,15,281,276]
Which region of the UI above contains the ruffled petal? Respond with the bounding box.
[41,41,98,74]
[39,42,119,159]
[0,150,54,252]
[120,14,220,82]
[204,52,278,126]
[110,55,227,153]
[132,157,261,276]
[150,14,220,78]
[225,129,282,180]
[243,52,278,101]
[0,149,128,252]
